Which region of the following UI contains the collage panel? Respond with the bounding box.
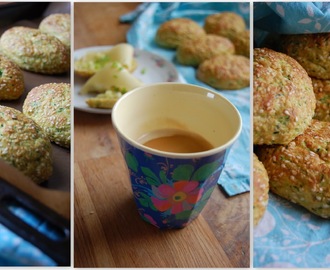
[74,2,250,268]
[0,1,328,269]
[0,2,71,267]
[253,2,330,268]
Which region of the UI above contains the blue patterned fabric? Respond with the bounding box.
[121,2,251,196]
[254,194,330,268]
[254,2,330,46]
[254,2,330,34]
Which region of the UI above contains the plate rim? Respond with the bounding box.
[73,45,179,114]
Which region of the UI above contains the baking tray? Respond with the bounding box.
[0,4,71,265]
[0,3,71,192]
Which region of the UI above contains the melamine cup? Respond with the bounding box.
[112,83,242,229]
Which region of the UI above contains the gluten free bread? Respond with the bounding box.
[0,54,24,100]
[280,33,330,80]
[176,34,235,66]
[0,105,53,183]
[74,43,137,77]
[253,48,316,145]
[39,13,71,51]
[312,78,330,122]
[204,12,246,39]
[197,54,250,90]
[253,153,269,226]
[0,26,70,74]
[23,83,71,148]
[256,120,330,219]
[155,18,206,49]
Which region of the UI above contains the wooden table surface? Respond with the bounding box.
[73,3,250,268]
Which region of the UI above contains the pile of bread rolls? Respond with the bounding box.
[155,12,250,90]
[0,13,71,184]
[253,33,330,225]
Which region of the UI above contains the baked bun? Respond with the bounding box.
[39,13,71,50]
[253,48,315,145]
[74,43,136,78]
[197,54,250,90]
[176,34,235,66]
[257,120,330,219]
[312,78,330,122]
[0,26,70,74]
[155,18,206,49]
[280,33,330,80]
[0,105,52,183]
[204,12,246,39]
[229,29,250,58]
[0,54,24,100]
[23,83,71,148]
[85,90,122,109]
[253,153,269,226]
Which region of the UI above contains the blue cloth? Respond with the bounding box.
[254,2,330,46]
[254,2,330,34]
[253,2,330,268]
[121,2,251,196]
[254,193,330,268]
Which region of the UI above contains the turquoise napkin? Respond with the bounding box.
[254,2,330,268]
[254,2,330,34]
[121,2,251,196]
[254,194,330,268]
[254,2,330,46]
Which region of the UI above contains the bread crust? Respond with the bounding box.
[155,18,206,49]
[204,12,246,39]
[176,34,235,66]
[253,153,269,226]
[39,13,71,50]
[229,29,250,58]
[280,33,330,80]
[197,54,250,90]
[0,54,24,100]
[0,26,70,74]
[0,105,53,183]
[253,48,315,145]
[257,120,330,219]
[23,83,71,148]
[312,78,330,122]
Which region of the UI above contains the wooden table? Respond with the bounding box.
[74,3,250,268]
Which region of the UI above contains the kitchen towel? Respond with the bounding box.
[254,2,330,46]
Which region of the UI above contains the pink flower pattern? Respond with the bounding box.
[151,180,203,215]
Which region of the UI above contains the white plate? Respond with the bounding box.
[74,45,180,114]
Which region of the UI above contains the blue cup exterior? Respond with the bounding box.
[118,136,231,229]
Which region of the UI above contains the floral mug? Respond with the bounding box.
[112,83,242,229]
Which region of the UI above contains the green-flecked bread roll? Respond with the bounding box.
[197,54,250,90]
[155,18,206,49]
[39,13,71,50]
[0,26,70,74]
[253,48,316,145]
[23,83,71,148]
[253,153,269,227]
[280,33,330,80]
[0,54,24,100]
[0,105,53,183]
[257,120,330,219]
